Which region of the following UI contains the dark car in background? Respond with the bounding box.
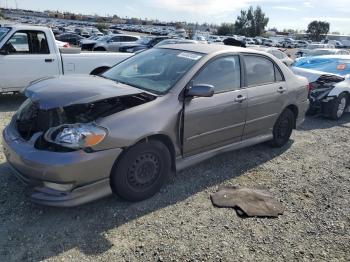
[119,36,170,53]
[56,33,84,46]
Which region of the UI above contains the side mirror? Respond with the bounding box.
[187,84,214,98]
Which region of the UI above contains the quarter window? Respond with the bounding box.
[193,56,241,93]
[244,55,284,86]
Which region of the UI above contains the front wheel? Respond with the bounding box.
[269,108,295,148]
[110,140,171,202]
[329,93,348,120]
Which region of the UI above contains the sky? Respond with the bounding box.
[2,0,350,34]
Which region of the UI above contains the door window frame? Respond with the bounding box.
[0,30,50,55]
[185,53,244,97]
[241,53,285,88]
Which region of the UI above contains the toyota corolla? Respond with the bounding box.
[2,44,309,207]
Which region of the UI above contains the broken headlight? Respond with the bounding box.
[44,123,107,149]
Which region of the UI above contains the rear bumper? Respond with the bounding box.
[2,123,123,207]
[296,100,310,126]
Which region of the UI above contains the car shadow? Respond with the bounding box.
[299,113,350,131]
[0,141,292,261]
[0,94,26,113]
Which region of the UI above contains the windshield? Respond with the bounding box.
[136,37,152,45]
[0,27,11,42]
[102,48,203,94]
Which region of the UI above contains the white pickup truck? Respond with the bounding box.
[0,24,133,93]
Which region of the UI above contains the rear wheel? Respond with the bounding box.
[110,140,171,202]
[269,108,295,148]
[93,47,106,51]
[329,93,348,120]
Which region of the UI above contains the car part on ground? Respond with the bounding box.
[211,186,284,217]
[3,44,309,206]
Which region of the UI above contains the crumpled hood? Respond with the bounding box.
[25,75,143,110]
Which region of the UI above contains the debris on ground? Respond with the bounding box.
[211,186,284,217]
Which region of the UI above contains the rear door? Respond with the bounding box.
[242,54,287,139]
[0,30,60,91]
[183,55,248,156]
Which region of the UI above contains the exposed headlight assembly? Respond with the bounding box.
[44,123,107,149]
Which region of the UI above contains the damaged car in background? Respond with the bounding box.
[2,45,309,207]
[292,55,350,119]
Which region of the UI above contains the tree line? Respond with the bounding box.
[217,5,330,42]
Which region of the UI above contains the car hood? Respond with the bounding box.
[25,75,144,110]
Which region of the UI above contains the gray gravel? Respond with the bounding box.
[0,94,349,261]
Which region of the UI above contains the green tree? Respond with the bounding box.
[217,23,235,36]
[234,6,269,37]
[96,23,109,32]
[0,10,4,19]
[307,21,330,41]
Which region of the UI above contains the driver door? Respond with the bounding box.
[183,55,247,156]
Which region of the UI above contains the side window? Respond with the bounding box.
[3,32,29,53]
[1,31,49,54]
[244,55,280,86]
[193,56,241,93]
[121,36,138,42]
[35,32,49,54]
[111,36,120,42]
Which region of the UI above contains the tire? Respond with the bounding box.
[269,108,295,148]
[329,93,348,120]
[110,140,171,202]
[93,47,106,51]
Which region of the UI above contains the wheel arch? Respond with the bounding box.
[114,134,177,173]
[90,66,110,76]
[284,104,299,128]
[141,134,176,172]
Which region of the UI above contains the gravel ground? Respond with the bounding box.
[0,94,349,262]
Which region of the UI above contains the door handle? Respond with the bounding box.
[234,95,247,103]
[45,59,54,63]
[277,86,286,93]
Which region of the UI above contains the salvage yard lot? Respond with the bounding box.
[0,94,349,261]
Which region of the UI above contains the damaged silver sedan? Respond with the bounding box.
[2,45,309,206]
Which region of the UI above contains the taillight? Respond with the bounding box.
[307,83,314,92]
[63,43,70,48]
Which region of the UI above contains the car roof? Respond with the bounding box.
[158,43,261,55]
[0,24,49,31]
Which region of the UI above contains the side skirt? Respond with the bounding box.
[176,133,273,171]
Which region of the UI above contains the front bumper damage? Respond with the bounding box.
[2,122,122,207]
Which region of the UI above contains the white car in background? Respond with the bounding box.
[0,25,133,93]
